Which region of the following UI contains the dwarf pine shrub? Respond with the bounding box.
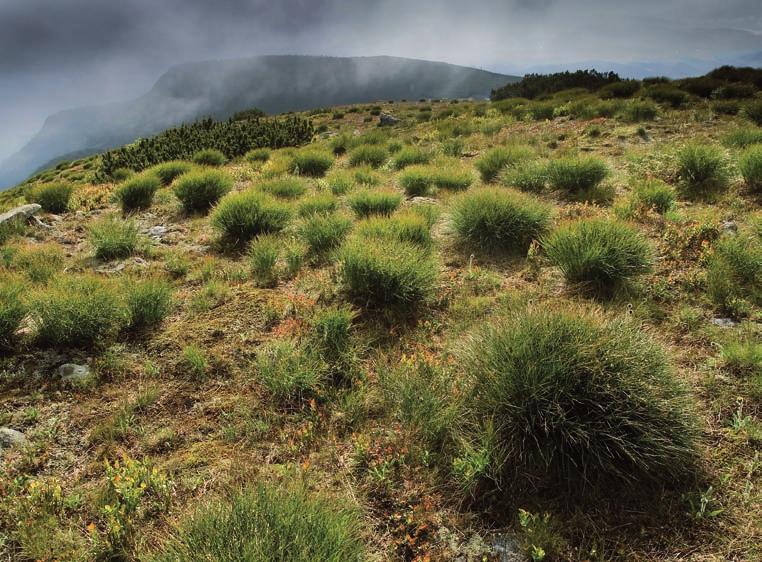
[33,275,128,347]
[338,236,437,310]
[290,150,335,177]
[676,143,731,197]
[475,146,534,183]
[738,145,762,192]
[192,149,227,166]
[89,216,140,260]
[451,188,552,253]
[174,170,233,213]
[211,190,292,244]
[27,182,74,213]
[125,278,172,328]
[460,306,697,492]
[348,145,387,168]
[150,483,364,562]
[147,161,194,186]
[347,189,402,218]
[116,173,161,212]
[259,177,307,199]
[543,219,653,295]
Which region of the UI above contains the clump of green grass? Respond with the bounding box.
[125,278,172,328]
[719,336,761,377]
[150,483,364,562]
[325,171,354,194]
[6,243,64,283]
[115,173,161,212]
[743,99,762,126]
[330,133,351,155]
[245,148,271,163]
[630,178,676,213]
[180,345,207,379]
[338,236,438,311]
[147,161,194,186]
[255,340,325,402]
[451,188,552,253]
[310,305,356,365]
[353,167,381,186]
[475,146,533,183]
[356,210,432,248]
[620,100,659,123]
[432,164,473,191]
[299,213,353,256]
[211,190,292,244]
[348,145,387,168]
[89,215,140,260]
[112,168,135,182]
[459,306,697,493]
[259,177,307,199]
[0,276,26,351]
[27,182,74,213]
[545,156,609,195]
[723,127,762,149]
[676,143,731,197]
[738,145,762,193]
[248,235,281,287]
[174,169,233,213]
[298,193,339,217]
[399,165,434,196]
[290,150,335,177]
[500,161,548,193]
[543,219,653,296]
[391,147,432,170]
[347,189,402,218]
[706,233,761,316]
[191,148,227,166]
[32,275,128,347]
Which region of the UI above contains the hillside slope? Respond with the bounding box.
[0,55,516,188]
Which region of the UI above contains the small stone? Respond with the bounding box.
[711,317,738,328]
[96,262,126,274]
[379,112,400,126]
[0,427,27,448]
[147,225,168,240]
[57,363,91,382]
[490,533,527,562]
[721,220,738,234]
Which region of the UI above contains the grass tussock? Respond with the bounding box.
[290,150,335,177]
[543,219,652,296]
[391,146,432,170]
[399,165,435,196]
[451,188,552,253]
[545,156,609,195]
[147,161,194,186]
[299,213,353,256]
[125,278,173,329]
[259,177,307,199]
[676,143,731,198]
[458,306,698,494]
[174,169,233,213]
[356,210,432,248]
[116,173,161,212]
[27,182,74,213]
[738,145,762,193]
[348,145,387,168]
[0,276,26,351]
[89,215,141,260]
[192,148,227,167]
[707,233,761,316]
[211,190,292,244]
[475,146,534,183]
[347,189,402,218]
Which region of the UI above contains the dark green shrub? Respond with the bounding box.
[33,275,128,347]
[150,483,364,562]
[0,276,26,351]
[491,69,621,101]
[739,145,762,192]
[148,161,194,186]
[475,146,533,183]
[211,190,292,243]
[545,157,609,194]
[192,149,227,166]
[645,85,688,107]
[299,213,353,255]
[116,174,161,212]
[711,100,741,115]
[338,236,437,310]
[246,148,271,163]
[676,143,731,196]
[27,182,74,213]
[89,216,140,260]
[399,165,434,196]
[126,278,172,328]
[543,219,653,295]
[599,80,641,98]
[451,188,551,253]
[679,76,723,98]
[707,233,761,315]
[460,306,697,492]
[347,189,402,218]
[174,170,233,213]
[391,147,432,170]
[743,99,762,125]
[259,177,307,199]
[620,100,658,122]
[290,150,335,177]
[713,83,757,99]
[298,194,339,217]
[348,145,387,168]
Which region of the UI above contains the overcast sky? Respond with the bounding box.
[1,0,760,162]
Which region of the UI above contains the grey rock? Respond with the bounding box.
[721,220,738,234]
[147,225,168,240]
[379,112,400,126]
[96,262,126,274]
[57,363,91,382]
[711,317,738,328]
[0,203,41,225]
[0,427,27,448]
[491,533,527,562]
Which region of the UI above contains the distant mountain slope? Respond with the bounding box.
[0,55,517,188]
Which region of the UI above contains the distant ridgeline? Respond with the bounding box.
[491,65,762,101]
[98,114,313,179]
